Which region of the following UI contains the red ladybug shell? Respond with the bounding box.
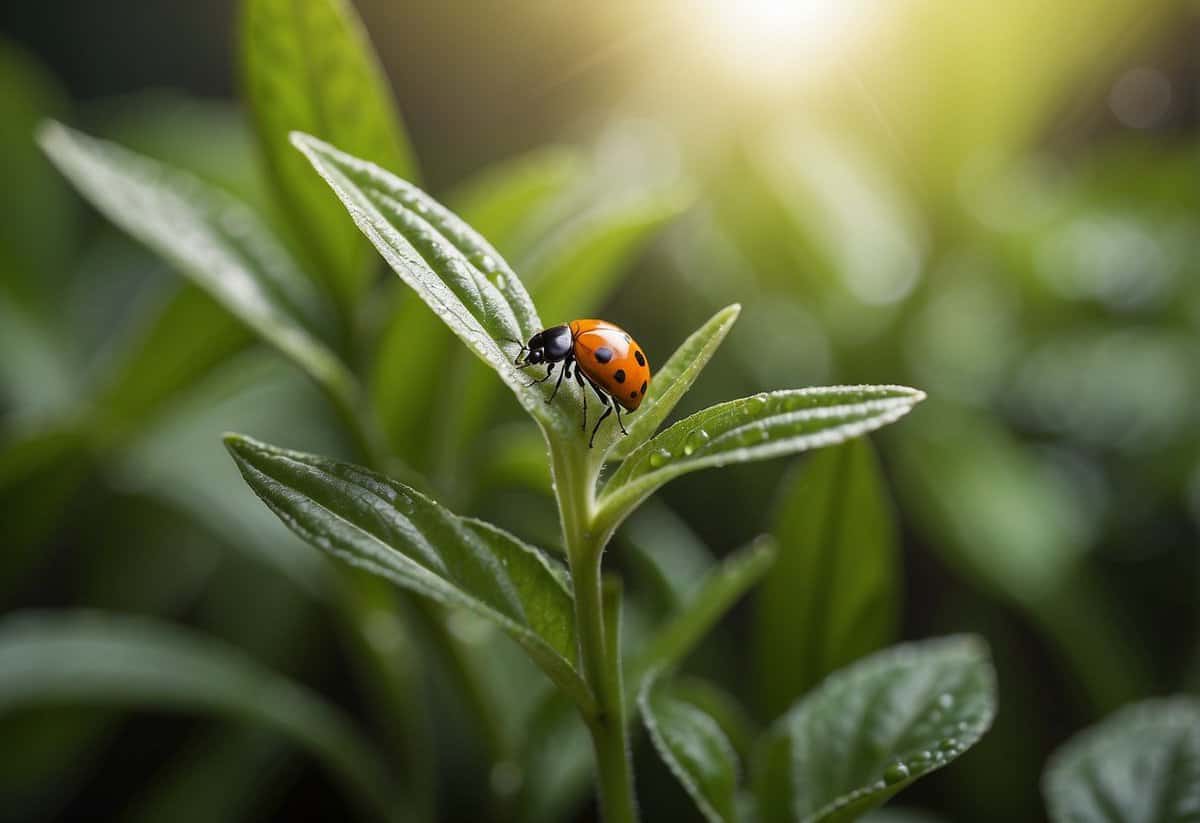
[569,319,651,411]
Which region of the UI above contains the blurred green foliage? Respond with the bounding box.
[1,0,1198,821]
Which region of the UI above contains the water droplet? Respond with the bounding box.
[748,392,769,413]
[472,253,496,272]
[883,762,910,785]
[493,273,508,291]
[649,448,672,468]
[683,428,710,456]
[937,693,955,710]
[939,737,959,752]
[910,751,932,767]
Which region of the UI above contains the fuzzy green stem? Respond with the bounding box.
[550,437,639,823]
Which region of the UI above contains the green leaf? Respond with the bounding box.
[241,0,417,305]
[754,438,901,719]
[0,610,400,822]
[641,673,743,823]
[290,134,556,420]
[448,146,582,259]
[37,123,355,407]
[523,182,692,328]
[754,635,996,823]
[630,539,776,687]
[0,425,91,597]
[1042,697,1200,823]
[596,386,925,538]
[603,304,741,461]
[224,434,594,713]
[90,285,251,444]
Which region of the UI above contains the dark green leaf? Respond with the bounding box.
[241,0,417,304]
[596,386,925,538]
[754,635,996,823]
[224,434,593,712]
[90,285,250,443]
[630,539,776,687]
[1042,698,1200,823]
[603,304,741,461]
[37,123,354,405]
[754,438,901,719]
[641,673,742,823]
[0,610,400,822]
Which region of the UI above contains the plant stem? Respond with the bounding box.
[551,438,639,823]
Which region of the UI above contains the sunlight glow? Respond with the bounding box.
[693,0,869,88]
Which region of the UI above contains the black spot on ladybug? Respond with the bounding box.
[594,347,613,364]
[630,390,638,399]
[634,350,646,367]
[640,380,647,395]
[614,369,626,383]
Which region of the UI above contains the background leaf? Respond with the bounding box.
[754,635,996,823]
[37,123,355,406]
[597,386,925,536]
[754,438,901,720]
[241,0,417,306]
[1042,697,1200,823]
[224,434,593,712]
[0,610,399,822]
[630,539,776,688]
[641,673,742,823]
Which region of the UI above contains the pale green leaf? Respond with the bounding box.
[641,673,742,823]
[523,183,692,327]
[241,0,417,304]
[754,635,996,823]
[224,434,593,713]
[1042,698,1200,823]
[596,386,925,538]
[755,438,901,719]
[449,146,582,258]
[37,123,355,405]
[290,134,556,420]
[603,304,741,461]
[0,611,400,822]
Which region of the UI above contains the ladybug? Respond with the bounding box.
[513,319,651,448]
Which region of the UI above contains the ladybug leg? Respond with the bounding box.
[613,402,629,436]
[546,360,568,404]
[589,396,613,449]
[575,365,587,431]
[523,362,555,387]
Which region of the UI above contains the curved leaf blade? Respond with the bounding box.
[0,611,399,822]
[597,386,925,536]
[37,122,353,402]
[604,303,741,461]
[641,673,742,823]
[241,0,417,304]
[291,134,547,415]
[630,539,776,688]
[754,438,901,719]
[1042,698,1200,823]
[224,434,593,712]
[754,635,996,823]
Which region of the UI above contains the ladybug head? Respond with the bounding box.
[525,325,572,364]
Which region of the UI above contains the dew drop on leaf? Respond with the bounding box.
[683,428,710,456]
[649,447,672,468]
[883,762,910,785]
